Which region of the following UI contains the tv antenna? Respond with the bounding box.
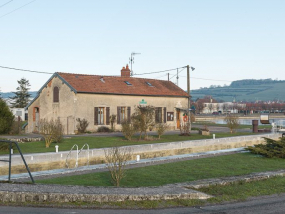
[129,52,141,76]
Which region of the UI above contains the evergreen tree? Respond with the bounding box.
[0,99,14,134]
[11,78,31,108]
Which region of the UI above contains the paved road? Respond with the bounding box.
[2,193,285,214]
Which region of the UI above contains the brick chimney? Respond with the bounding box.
[121,64,131,77]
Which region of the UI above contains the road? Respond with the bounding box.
[1,193,285,214]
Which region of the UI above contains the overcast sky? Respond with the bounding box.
[1,0,284,92]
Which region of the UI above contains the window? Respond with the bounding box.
[124,81,132,86]
[117,106,131,124]
[155,107,162,123]
[120,107,126,122]
[167,112,174,121]
[94,107,108,125]
[98,107,104,125]
[53,86,59,102]
[146,82,153,86]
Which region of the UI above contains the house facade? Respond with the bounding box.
[27,65,189,134]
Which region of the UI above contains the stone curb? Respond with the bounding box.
[0,184,212,203]
[173,169,285,189]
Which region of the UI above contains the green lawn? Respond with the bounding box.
[0,132,255,155]
[201,176,285,203]
[39,153,285,187]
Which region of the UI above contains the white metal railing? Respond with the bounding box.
[65,144,78,169]
[65,144,89,169]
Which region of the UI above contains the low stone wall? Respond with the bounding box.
[0,133,280,175]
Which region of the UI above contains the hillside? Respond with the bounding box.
[191,79,285,102]
[0,91,37,99]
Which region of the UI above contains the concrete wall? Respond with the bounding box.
[0,133,280,175]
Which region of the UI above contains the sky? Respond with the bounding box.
[0,0,284,92]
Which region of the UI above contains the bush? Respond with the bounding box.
[39,119,64,148]
[0,99,14,134]
[76,118,89,133]
[156,123,169,139]
[97,126,111,133]
[121,120,136,141]
[246,137,285,158]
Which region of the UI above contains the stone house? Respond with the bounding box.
[26,65,189,134]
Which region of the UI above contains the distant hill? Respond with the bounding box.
[191,79,285,102]
[0,91,37,99]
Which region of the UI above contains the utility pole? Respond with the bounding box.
[168,73,169,81]
[187,65,195,133]
[187,65,190,132]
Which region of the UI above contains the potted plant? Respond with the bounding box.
[199,125,210,136]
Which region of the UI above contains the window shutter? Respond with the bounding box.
[94,107,98,125]
[127,107,131,123]
[106,107,110,125]
[53,87,59,102]
[155,107,159,123]
[159,107,162,123]
[164,107,166,123]
[117,107,121,124]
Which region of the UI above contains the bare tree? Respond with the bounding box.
[104,146,133,187]
[208,103,213,113]
[224,115,239,133]
[76,118,89,133]
[121,119,137,141]
[39,119,64,148]
[156,123,169,139]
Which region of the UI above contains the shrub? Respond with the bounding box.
[246,137,285,158]
[121,120,136,141]
[0,99,14,134]
[39,119,64,148]
[97,126,110,133]
[76,118,89,133]
[156,123,169,139]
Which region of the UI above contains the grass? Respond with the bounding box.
[200,176,285,203]
[3,176,285,209]
[0,132,254,155]
[39,153,285,187]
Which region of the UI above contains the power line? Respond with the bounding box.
[133,66,186,76]
[180,75,232,82]
[0,0,13,8]
[0,66,53,74]
[169,67,186,80]
[0,0,36,19]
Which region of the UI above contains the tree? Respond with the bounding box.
[224,114,239,133]
[39,119,64,148]
[208,103,213,113]
[109,114,116,132]
[11,78,31,108]
[0,99,14,134]
[132,105,155,140]
[121,119,136,141]
[104,146,133,187]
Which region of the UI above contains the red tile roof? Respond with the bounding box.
[57,72,189,97]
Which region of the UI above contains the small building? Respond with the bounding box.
[9,108,28,121]
[26,65,189,134]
